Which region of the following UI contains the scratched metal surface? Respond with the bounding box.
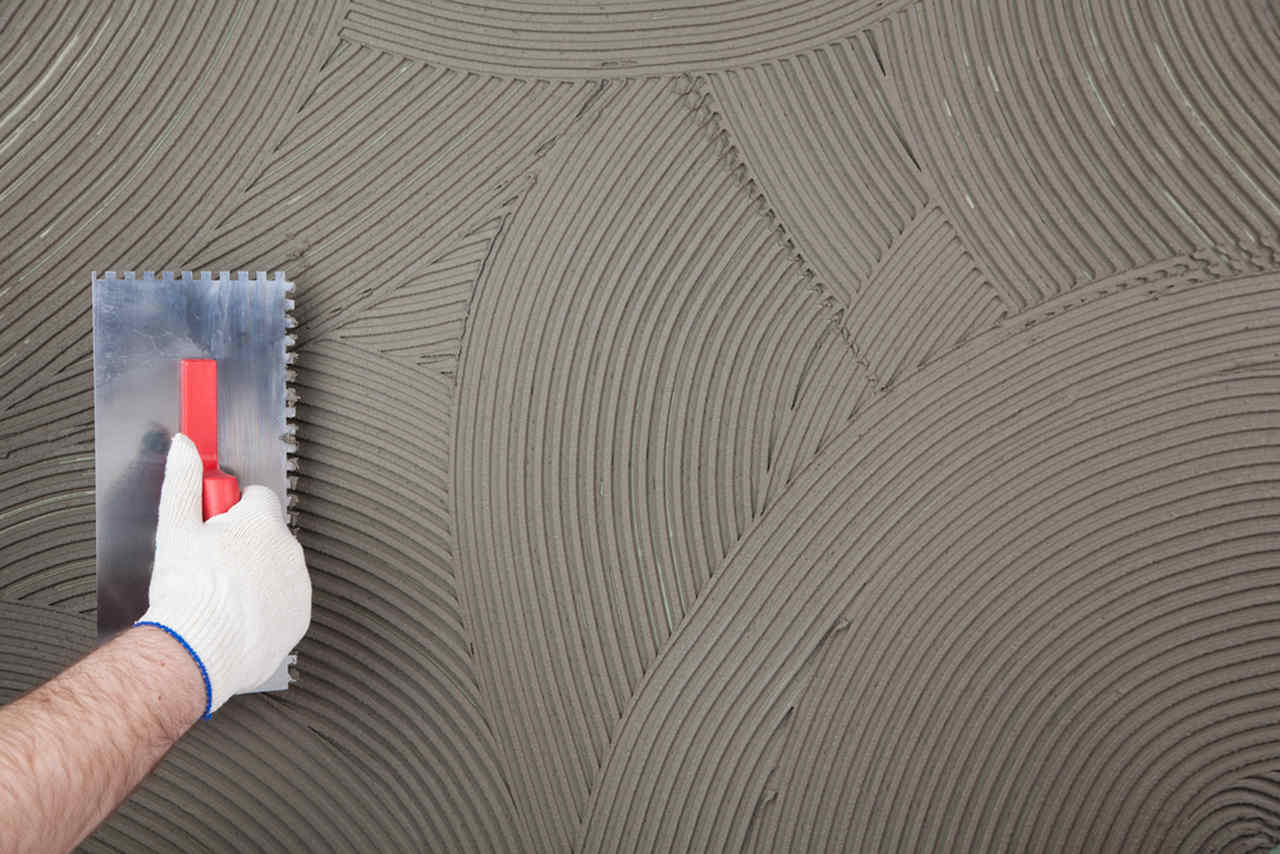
[92,271,295,692]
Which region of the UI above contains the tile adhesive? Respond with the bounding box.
[2,1,1279,851]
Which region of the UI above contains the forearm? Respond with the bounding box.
[0,626,205,854]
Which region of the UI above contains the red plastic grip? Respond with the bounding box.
[179,359,240,520]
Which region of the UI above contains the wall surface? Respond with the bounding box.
[2,1,1280,852]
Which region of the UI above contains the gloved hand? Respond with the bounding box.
[138,433,311,717]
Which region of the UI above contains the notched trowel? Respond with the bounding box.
[92,271,298,694]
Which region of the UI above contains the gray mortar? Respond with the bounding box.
[1,1,1279,852]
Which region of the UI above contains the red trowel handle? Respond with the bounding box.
[180,359,240,520]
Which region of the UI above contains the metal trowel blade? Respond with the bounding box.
[92,271,297,694]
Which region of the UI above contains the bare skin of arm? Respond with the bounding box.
[0,626,205,854]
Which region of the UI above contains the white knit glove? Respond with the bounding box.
[138,433,311,717]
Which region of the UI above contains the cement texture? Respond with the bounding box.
[3,1,1280,852]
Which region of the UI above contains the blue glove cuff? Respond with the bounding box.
[134,620,214,720]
